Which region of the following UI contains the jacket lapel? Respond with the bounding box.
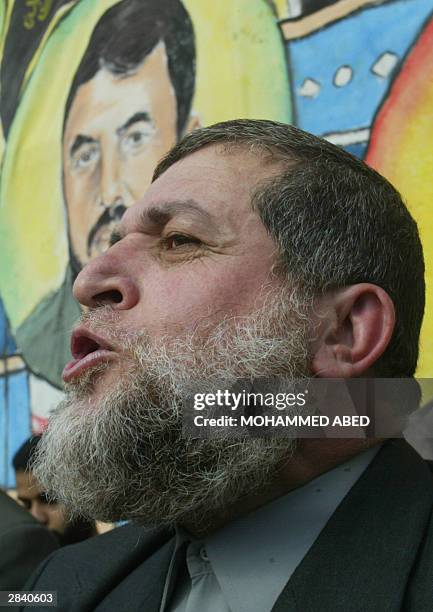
[273,440,433,612]
[70,525,175,612]
[96,536,175,612]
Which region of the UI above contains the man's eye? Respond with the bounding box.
[128,131,144,146]
[73,144,100,168]
[163,234,201,250]
[121,123,154,154]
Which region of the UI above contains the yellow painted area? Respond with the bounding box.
[420,379,433,406]
[183,0,291,127]
[0,0,14,59]
[385,113,433,377]
[273,0,290,19]
[0,0,122,330]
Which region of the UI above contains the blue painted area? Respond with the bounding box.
[289,0,433,136]
[343,143,368,159]
[0,300,31,486]
[0,297,18,355]
[0,295,31,487]
[5,332,17,355]
[0,299,6,354]
[0,376,7,485]
[5,371,31,487]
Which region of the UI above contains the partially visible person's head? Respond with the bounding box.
[13,435,96,544]
[62,0,196,271]
[13,436,66,533]
[36,119,425,531]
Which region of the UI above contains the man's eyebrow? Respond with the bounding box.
[140,200,215,230]
[70,134,97,157]
[108,200,216,247]
[117,112,151,135]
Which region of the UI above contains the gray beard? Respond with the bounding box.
[33,289,310,531]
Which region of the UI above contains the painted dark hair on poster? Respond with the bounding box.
[64,0,196,139]
[0,0,72,138]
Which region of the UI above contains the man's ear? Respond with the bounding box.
[311,284,395,378]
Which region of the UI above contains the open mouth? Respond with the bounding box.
[62,328,116,382]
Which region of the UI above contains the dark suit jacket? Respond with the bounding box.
[0,490,59,590]
[23,440,433,611]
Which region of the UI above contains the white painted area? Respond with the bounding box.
[287,0,302,17]
[334,65,353,87]
[299,78,320,98]
[372,52,398,78]
[324,128,370,146]
[29,374,64,422]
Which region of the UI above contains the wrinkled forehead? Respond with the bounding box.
[123,145,282,230]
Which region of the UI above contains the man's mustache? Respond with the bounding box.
[87,203,127,256]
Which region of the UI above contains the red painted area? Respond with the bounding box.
[366,16,433,170]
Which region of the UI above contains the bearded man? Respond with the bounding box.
[25,120,432,611]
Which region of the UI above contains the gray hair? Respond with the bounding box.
[153,119,425,377]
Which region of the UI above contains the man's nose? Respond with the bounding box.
[73,247,140,310]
